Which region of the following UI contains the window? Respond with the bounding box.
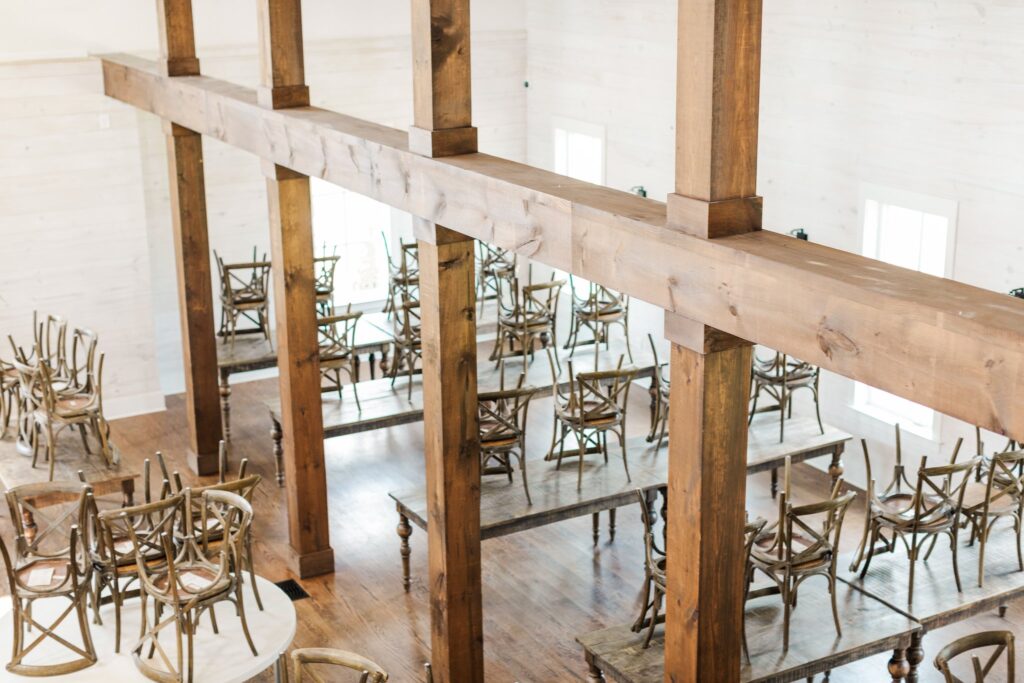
[553,118,605,185]
[854,184,958,436]
[310,178,390,305]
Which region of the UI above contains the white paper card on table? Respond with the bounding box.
[27,567,54,587]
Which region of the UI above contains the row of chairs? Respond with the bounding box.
[1,314,113,479]
[0,446,262,680]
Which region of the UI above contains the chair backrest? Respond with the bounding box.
[477,241,515,275]
[397,296,422,345]
[568,357,638,421]
[318,308,361,359]
[570,275,627,316]
[6,481,92,560]
[67,327,99,395]
[215,248,272,299]
[399,242,419,278]
[978,449,1024,516]
[9,352,44,415]
[647,333,669,390]
[862,423,922,499]
[290,648,389,683]
[636,488,667,569]
[522,276,565,319]
[913,455,982,529]
[90,489,171,568]
[198,489,253,562]
[477,374,535,446]
[934,630,1015,683]
[0,519,88,596]
[782,486,856,567]
[314,244,340,292]
[34,312,68,376]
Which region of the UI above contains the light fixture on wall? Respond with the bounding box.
[630,186,647,198]
[1010,288,1024,299]
[790,228,808,241]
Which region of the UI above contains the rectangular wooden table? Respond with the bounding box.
[387,418,850,590]
[0,432,136,508]
[267,340,656,485]
[577,581,921,682]
[216,310,394,441]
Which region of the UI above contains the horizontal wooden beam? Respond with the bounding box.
[100,53,1024,441]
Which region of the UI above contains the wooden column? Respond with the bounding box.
[156,0,222,474]
[410,2,482,681]
[663,1,762,680]
[257,0,332,578]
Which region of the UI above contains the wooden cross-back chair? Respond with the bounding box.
[491,275,565,371]
[858,448,980,606]
[382,234,419,318]
[214,247,273,349]
[1,482,96,675]
[125,490,257,682]
[33,311,69,380]
[313,244,341,317]
[849,424,921,572]
[564,275,632,362]
[318,306,363,410]
[631,488,667,649]
[12,346,113,480]
[933,630,1015,683]
[748,347,823,443]
[389,295,422,399]
[961,449,1024,587]
[547,351,637,490]
[475,240,516,316]
[284,647,389,683]
[477,364,536,504]
[747,460,856,651]
[645,333,670,451]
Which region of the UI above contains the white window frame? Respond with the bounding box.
[853,183,959,439]
[552,116,606,185]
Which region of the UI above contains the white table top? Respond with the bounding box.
[0,575,295,682]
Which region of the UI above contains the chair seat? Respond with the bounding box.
[963,482,1020,515]
[16,558,70,592]
[54,394,96,415]
[556,400,620,426]
[152,565,230,600]
[481,435,518,449]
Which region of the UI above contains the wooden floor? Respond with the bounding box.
[0,366,1020,682]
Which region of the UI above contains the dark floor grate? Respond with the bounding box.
[275,579,310,602]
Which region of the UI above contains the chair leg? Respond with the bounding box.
[577,428,587,491]
[748,385,760,425]
[978,518,991,588]
[236,585,259,657]
[860,525,880,579]
[950,528,964,593]
[829,575,842,638]
[618,428,631,482]
[518,450,531,505]
[908,533,919,606]
[643,588,663,649]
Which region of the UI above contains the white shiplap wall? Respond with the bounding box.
[1,22,527,410]
[525,0,1024,485]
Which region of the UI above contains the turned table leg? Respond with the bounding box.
[771,467,779,498]
[397,513,412,592]
[585,654,606,682]
[271,418,284,487]
[609,508,616,542]
[888,648,910,682]
[219,370,232,443]
[353,353,362,382]
[829,443,846,490]
[592,512,600,546]
[906,632,924,683]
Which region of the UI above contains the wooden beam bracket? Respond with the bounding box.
[408,125,479,158]
[664,310,751,355]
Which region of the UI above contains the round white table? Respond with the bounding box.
[0,575,295,682]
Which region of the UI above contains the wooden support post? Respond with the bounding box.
[156,0,221,474]
[663,0,762,680]
[257,0,332,578]
[410,1,481,681]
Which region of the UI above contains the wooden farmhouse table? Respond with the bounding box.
[216,310,395,442]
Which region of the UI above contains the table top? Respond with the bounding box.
[0,575,295,682]
[217,310,395,373]
[0,432,135,504]
[744,414,850,472]
[841,525,1024,630]
[269,340,656,437]
[577,580,919,682]
[391,454,666,539]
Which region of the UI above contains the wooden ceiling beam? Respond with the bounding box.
[100,54,1024,441]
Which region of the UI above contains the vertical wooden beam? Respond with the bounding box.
[419,222,481,683]
[156,0,222,474]
[410,2,481,681]
[257,0,332,578]
[663,1,762,680]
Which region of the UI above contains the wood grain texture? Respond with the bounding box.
[155,0,199,76]
[418,228,483,683]
[164,123,222,473]
[412,0,472,132]
[97,55,1024,443]
[255,0,310,108]
[664,339,752,682]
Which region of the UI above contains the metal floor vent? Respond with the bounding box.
[275,579,310,602]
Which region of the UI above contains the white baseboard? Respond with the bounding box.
[105,392,166,421]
